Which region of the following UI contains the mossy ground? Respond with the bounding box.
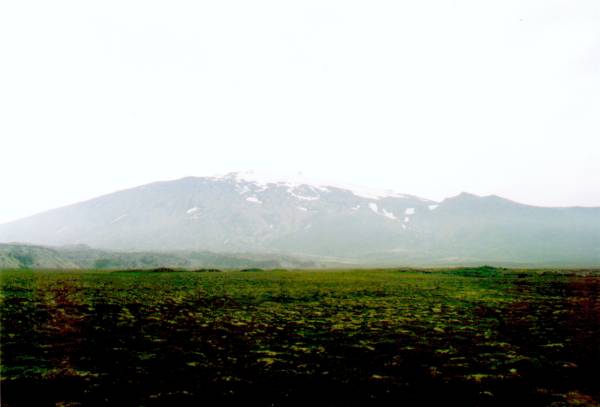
[1,268,599,406]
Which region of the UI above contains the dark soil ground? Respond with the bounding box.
[1,267,599,406]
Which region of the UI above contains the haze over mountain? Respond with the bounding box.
[0,172,598,267]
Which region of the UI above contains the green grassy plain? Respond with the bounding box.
[1,267,599,406]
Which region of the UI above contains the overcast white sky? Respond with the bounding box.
[1,0,599,223]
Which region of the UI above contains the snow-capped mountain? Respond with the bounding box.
[0,172,599,266]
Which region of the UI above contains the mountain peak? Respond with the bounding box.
[207,170,427,201]
[443,192,481,202]
[457,192,480,198]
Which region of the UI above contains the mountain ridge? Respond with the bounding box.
[0,172,598,266]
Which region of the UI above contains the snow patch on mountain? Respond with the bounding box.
[110,214,128,224]
[405,208,415,215]
[215,171,419,201]
[288,190,320,201]
[368,203,379,214]
[186,207,200,214]
[428,204,439,211]
[382,208,397,220]
[351,189,408,200]
[246,197,262,204]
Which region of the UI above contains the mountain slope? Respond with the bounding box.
[0,172,598,266]
[0,172,433,254]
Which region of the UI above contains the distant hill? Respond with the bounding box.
[0,243,320,270]
[0,244,80,269]
[0,172,598,267]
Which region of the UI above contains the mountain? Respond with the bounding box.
[0,172,598,266]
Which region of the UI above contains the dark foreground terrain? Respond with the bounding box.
[1,267,599,406]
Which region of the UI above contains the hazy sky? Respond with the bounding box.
[1,0,599,223]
